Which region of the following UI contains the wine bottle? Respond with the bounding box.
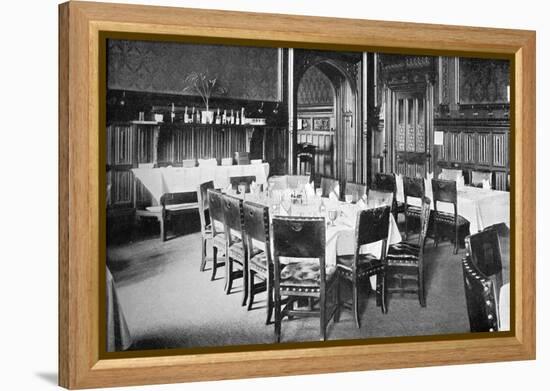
[230,109,234,125]
[235,111,240,125]
[241,107,246,125]
[222,109,227,125]
[183,106,188,124]
[170,103,175,123]
[215,108,221,124]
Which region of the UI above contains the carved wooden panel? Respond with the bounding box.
[297,66,334,106]
[492,133,507,167]
[459,58,510,104]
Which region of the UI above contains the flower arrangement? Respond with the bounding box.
[182,71,227,112]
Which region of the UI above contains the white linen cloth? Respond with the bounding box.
[499,283,510,331]
[395,175,509,233]
[132,163,270,203]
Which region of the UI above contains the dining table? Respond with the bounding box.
[395,174,510,233]
[224,190,402,286]
[132,162,270,204]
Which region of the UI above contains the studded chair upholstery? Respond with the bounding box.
[386,197,431,307]
[336,206,390,328]
[403,176,426,239]
[465,228,504,297]
[272,216,339,342]
[206,189,226,281]
[431,179,470,254]
[222,194,251,306]
[243,201,275,324]
[344,182,367,203]
[320,177,340,199]
[462,255,500,332]
[197,181,215,272]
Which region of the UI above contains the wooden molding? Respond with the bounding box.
[59,1,536,388]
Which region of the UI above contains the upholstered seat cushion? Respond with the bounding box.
[279,261,337,291]
[212,233,227,249]
[405,205,421,215]
[396,201,406,213]
[336,253,384,278]
[250,251,269,274]
[434,211,469,226]
[386,242,420,266]
[145,202,199,213]
[228,240,262,262]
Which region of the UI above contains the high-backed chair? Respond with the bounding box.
[470,170,493,189]
[367,189,394,211]
[222,194,250,306]
[373,173,403,219]
[336,206,390,328]
[431,179,470,254]
[197,181,214,272]
[272,216,339,342]
[386,197,431,307]
[439,168,463,181]
[403,176,426,239]
[320,177,340,199]
[230,175,257,193]
[243,201,275,324]
[157,192,198,241]
[344,182,367,203]
[462,255,500,332]
[465,228,503,295]
[206,189,226,281]
[287,175,311,190]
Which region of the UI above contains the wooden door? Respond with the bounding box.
[393,92,428,177]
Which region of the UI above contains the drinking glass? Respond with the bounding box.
[237,183,246,195]
[328,209,338,226]
[315,188,323,198]
[345,194,353,204]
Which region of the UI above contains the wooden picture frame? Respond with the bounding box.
[58,1,536,389]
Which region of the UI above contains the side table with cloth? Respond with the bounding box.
[395,174,509,233]
[106,267,132,352]
[132,163,270,204]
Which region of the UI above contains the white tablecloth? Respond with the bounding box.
[395,175,509,233]
[132,163,270,203]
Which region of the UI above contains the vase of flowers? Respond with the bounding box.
[182,71,227,124]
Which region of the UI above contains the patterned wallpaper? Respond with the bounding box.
[107,40,281,102]
[297,66,334,106]
[459,58,510,104]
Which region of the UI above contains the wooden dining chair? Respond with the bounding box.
[207,189,227,281]
[403,176,426,239]
[373,173,403,219]
[197,181,214,272]
[465,228,503,296]
[320,176,340,199]
[336,206,390,328]
[344,182,367,203]
[222,194,249,306]
[272,216,339,342]
[229,175,257,193]
[386,197,431,307]
[439,167,463,181]
[431,178,470,254]
[469,170,493,188]
[367,189,394,211]
[243,201,275,324]
[461,255,500,332]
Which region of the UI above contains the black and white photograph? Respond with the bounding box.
[105,38,511,352]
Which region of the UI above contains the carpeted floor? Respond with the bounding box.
[106,219,508,351]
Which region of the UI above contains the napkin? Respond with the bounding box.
[456,175,465,189]
[356,198,367,210]
[329,191,339,202]
[224,183,233,194]
[482,179,491,190]
[304,182,315,198]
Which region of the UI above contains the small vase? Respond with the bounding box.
[202,110,214,124]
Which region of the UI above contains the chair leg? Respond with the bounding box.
[334,278,341,323]
[418,270,426,307]
[320,293,327,341]
[353,280,360,329]
[247,270,255,310]
[211,246,218,281]
[454,223,459,254]
[404,211,409,240]
[241,261,249,307]
[225,258,233,294]
[159,216,166,242]
[433,218,439,248]
[274,291,282,343]
[200,237,207,272]
[266,276,273,325]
